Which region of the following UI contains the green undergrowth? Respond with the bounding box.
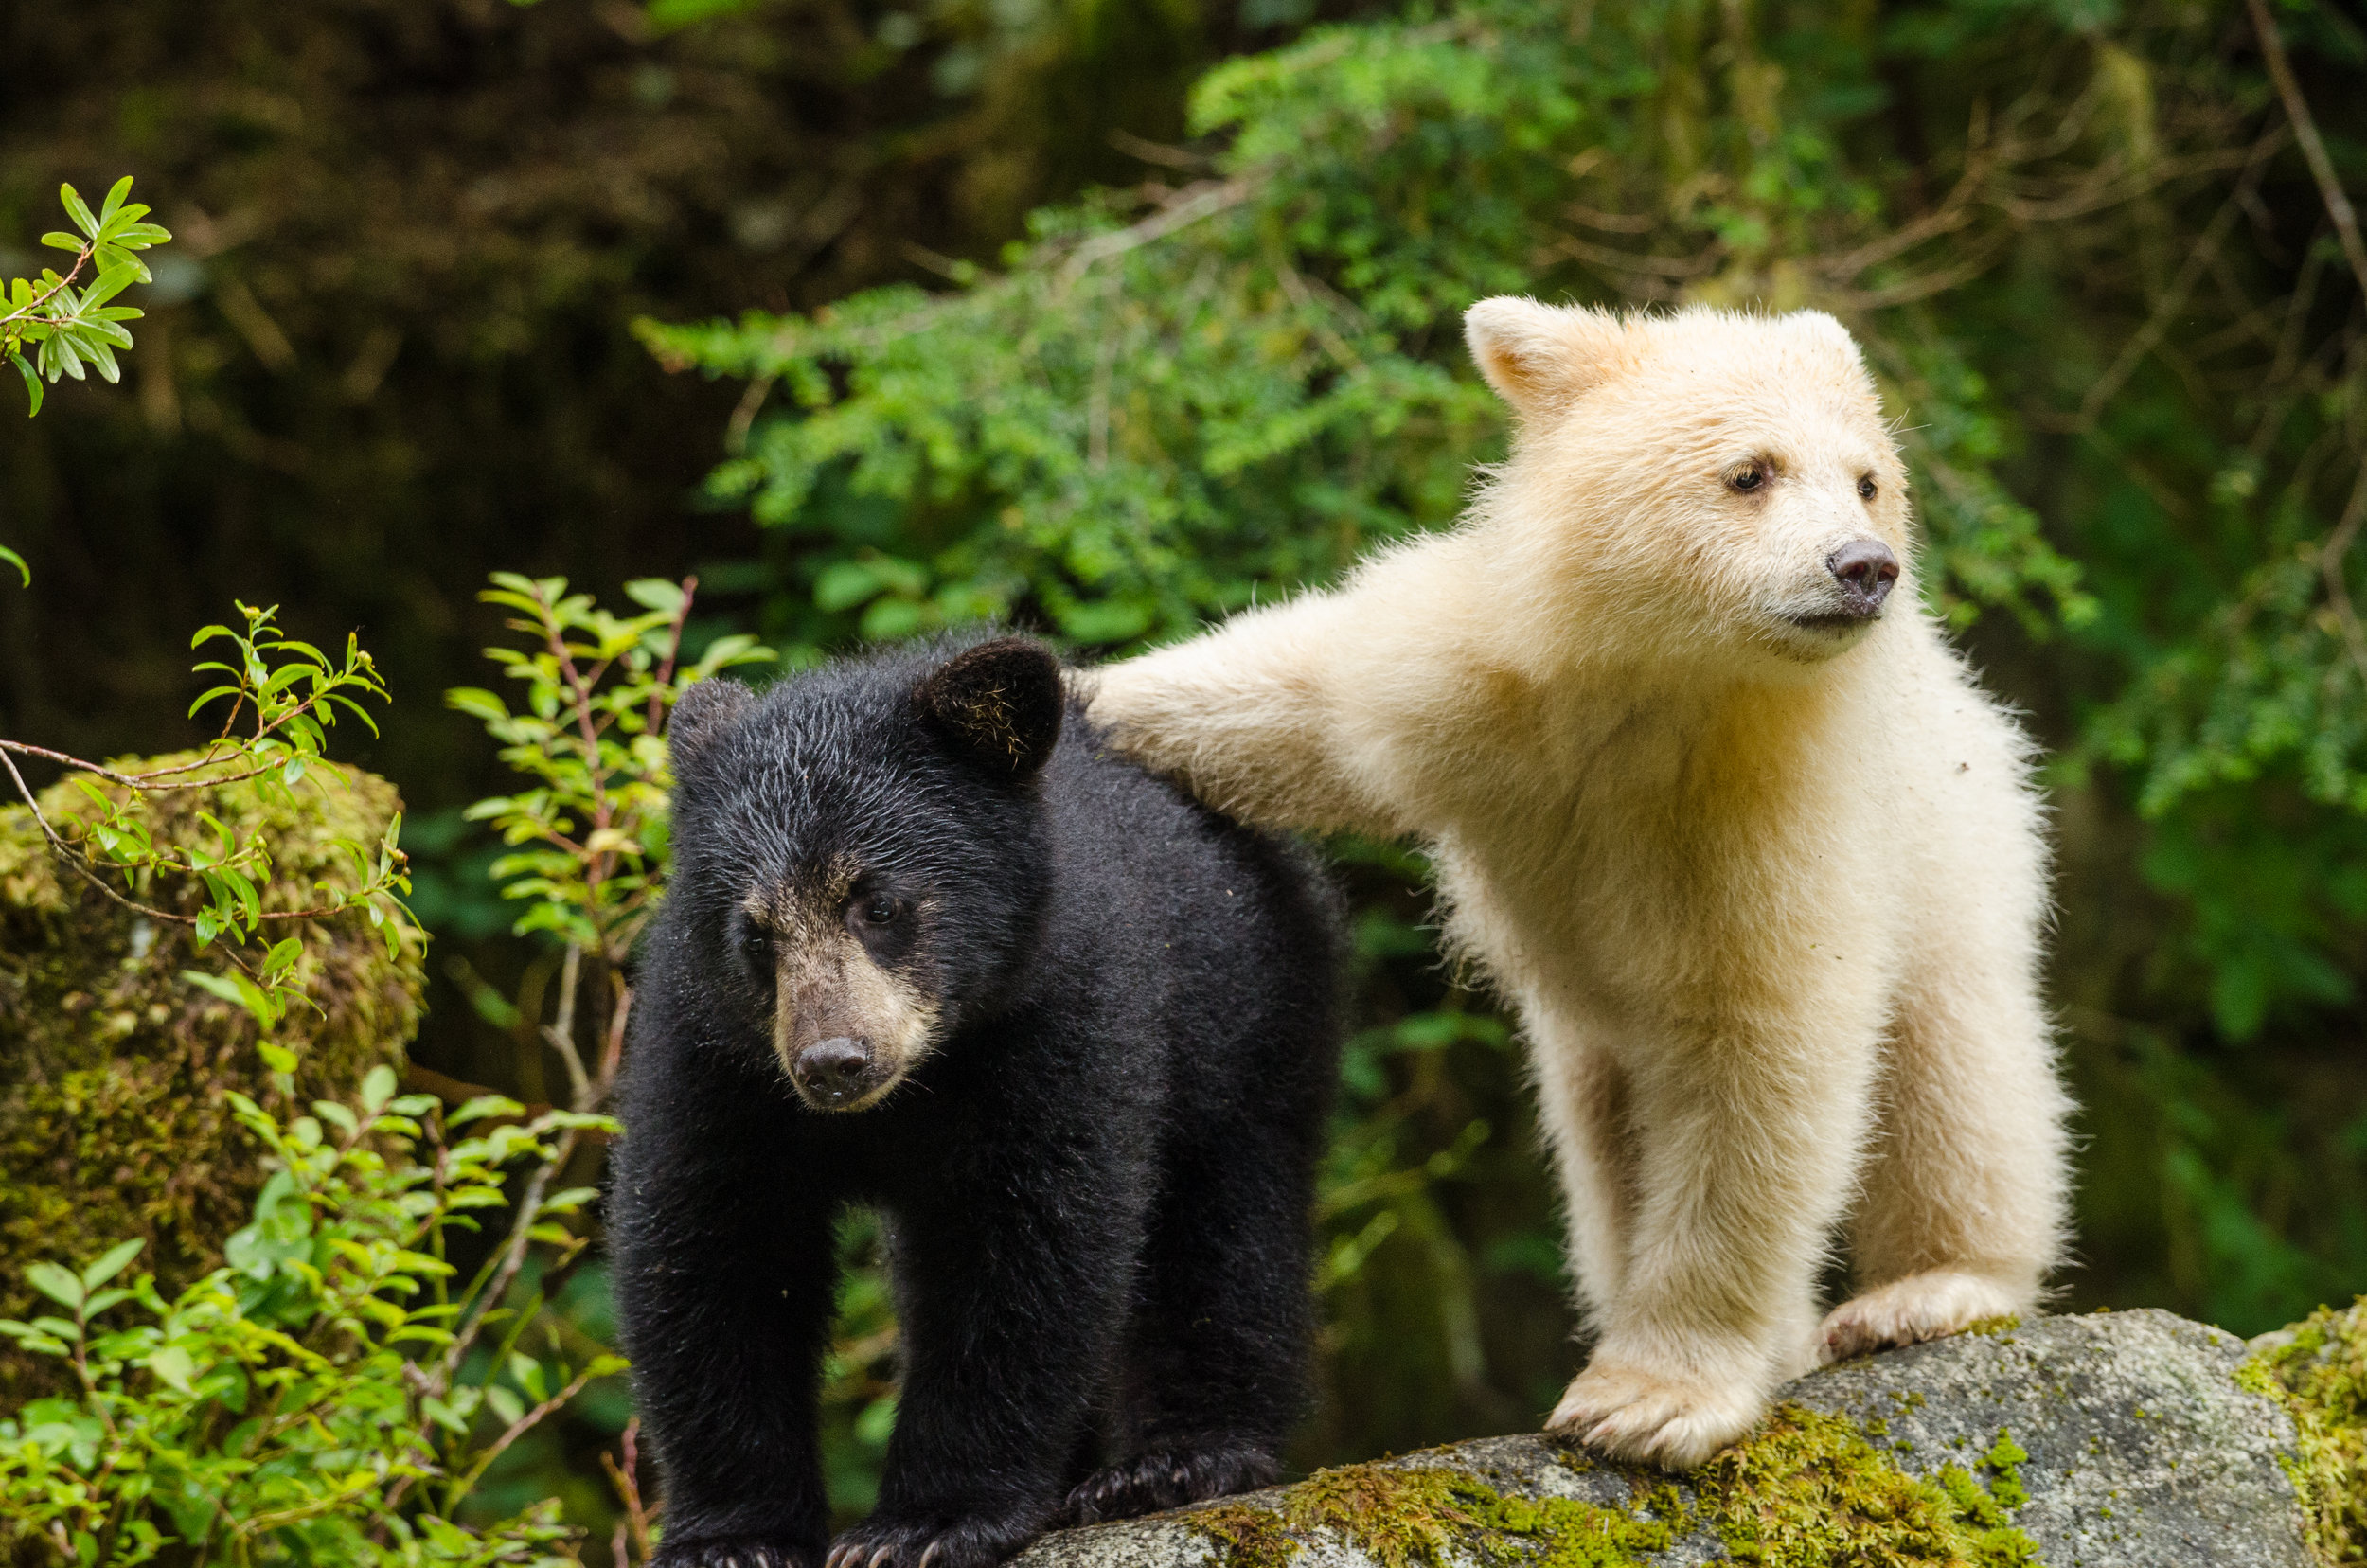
[2240,1297,2367,1567]
[1192,1404,2037,1568]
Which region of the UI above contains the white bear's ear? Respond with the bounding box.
[1787,310,1867,364]
[1464,297,1627,419]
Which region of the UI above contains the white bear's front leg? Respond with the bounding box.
[1545,1010,1878,1470]
[1084,595,1410,839]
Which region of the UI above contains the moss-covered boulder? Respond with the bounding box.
[0,756,424,1400]
[2247,1299,2367,1566]
[1020,1308,2359,1568]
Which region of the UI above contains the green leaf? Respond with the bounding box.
[0,543,25,586]
[484,1383,525,1427]
[39,231,83,253]
[79,1239,145,1292]
[11,352,43,419]
[450,1094,525,1126]
[147,1345,195,1394]
[183,970,245,1007]
[812,560,885,613]
[361,1064,398,1113]
[59,183,98,239]
[624,578,686,614]
[508,1349,547,1402]
[25,1263,84,1311]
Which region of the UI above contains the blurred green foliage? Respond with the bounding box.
[2,0,2366,1559]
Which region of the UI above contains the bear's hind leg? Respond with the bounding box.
[1524,1003,1636,1329]
[1821,964,2069,1363]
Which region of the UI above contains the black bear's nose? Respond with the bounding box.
[1826,539,1899,618]
[795,1037,873,1104]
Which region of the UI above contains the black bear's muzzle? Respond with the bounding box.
[793,1036,881,1110]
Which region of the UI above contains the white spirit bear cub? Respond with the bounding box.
[1086,299,2071,1470]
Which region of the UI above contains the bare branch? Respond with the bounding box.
[2248,0,2367,301]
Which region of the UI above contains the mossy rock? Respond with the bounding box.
[2245,1299,2367,1566]
[0,755,423,1404]
[1020,1310,2342,1568]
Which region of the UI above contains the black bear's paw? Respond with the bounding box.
[1062,1443,1280,1525]
[654,1537,818,1568]
[824,1511,1042,1568]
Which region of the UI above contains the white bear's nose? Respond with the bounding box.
[1825,539,1899,618]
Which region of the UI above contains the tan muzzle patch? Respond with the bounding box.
[761,906,939,1113]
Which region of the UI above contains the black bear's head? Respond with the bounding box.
[662,634,1062,1112]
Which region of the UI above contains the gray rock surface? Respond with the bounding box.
[1017,1310,2315,1568]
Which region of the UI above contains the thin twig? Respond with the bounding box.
[440,1364,604,1510]
[543,941,592,1108]
[646,576,697,737]
[2249,0,2367,300]
[0,741,200,925]
[2316,458,2367,688]
[724,375,774,454]
[434,1132,577,1391]
[1058,177,1255,284]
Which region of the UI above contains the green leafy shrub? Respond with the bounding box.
[0,568,735,1560]
[0,1072,614,1565]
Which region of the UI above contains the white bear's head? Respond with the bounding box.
[1463,298,1912,670]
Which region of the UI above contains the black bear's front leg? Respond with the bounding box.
[828,1160,1139,1568]
[612,1119,840,1568]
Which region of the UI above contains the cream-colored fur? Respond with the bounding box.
[1083,299,2071,1470]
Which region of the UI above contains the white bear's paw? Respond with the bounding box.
[1818,1270,2026,1363]
[1543,1361,1764,1471]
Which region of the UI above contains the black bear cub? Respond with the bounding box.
[610,634,1342,1568]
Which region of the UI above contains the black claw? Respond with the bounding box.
[1062,1444,1279,1526]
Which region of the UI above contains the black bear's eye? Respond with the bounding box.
[1725,461,1767,493]
[1858,474,1878,500]
[853,894,903,928]
[739,919,774,966]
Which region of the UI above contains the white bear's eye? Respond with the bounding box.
[1858,474,1878,500]
[1725,461,1768,493]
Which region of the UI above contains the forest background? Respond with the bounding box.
[2,0,2365,1557]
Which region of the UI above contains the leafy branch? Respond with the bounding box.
[0,600,411,1033]
[1,176,171,422]
[0,176,171,586]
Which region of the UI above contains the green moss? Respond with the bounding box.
[1982,1434,2031,1511]
[0,756,423,1405]
[1192,1404,2035,1568]
[1704,1406,2038,1566]
[1193,1461,1677,1568]
[1964,1316,2025,1339]
[2239,1297,2367,1567]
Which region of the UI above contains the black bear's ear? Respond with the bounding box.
[667,678,756,774]
[913,638,1063,780]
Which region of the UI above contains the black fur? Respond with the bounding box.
[610,634,1342,1568]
